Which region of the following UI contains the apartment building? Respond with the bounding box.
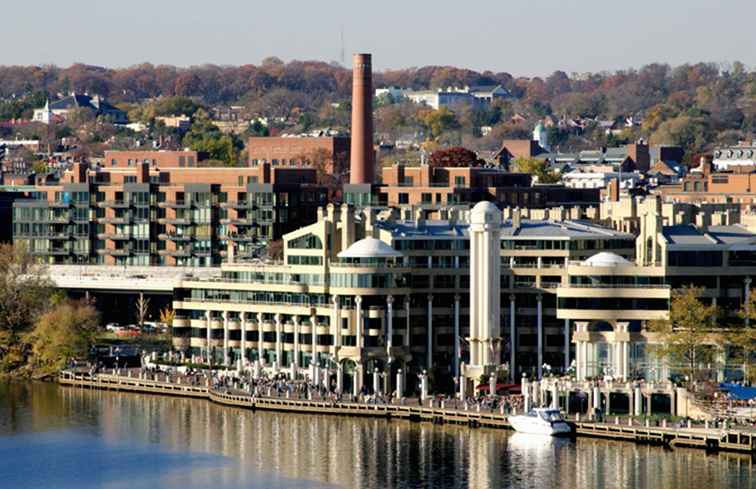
[170,203,636,393]
[13,155,327,266]
[247,136,351,176]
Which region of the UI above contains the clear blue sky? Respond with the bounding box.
[3,0,754,75]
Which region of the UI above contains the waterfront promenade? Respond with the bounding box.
[58,370,756,454]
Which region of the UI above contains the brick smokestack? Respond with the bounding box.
[350,53,374,184]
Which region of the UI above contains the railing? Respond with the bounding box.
[563,283,670,289]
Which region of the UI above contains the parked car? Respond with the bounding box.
[105,323,121,332]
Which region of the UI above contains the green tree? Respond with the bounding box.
[733,290,756,382]
[25,299,99,374]
[648,286,719,382]
[420,107,459,139]
[182,110,243,165]
[512,157,560,184]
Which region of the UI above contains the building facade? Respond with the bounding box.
[247,136,350,177]
[13,156,327,266]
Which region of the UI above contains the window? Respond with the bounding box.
[712,175,729,184]
[287,234,323,249]
[179,156,186,167]
[421,193,432,204]
[454,176,465,186]
[398,193,409,204]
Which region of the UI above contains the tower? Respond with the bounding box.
[349,53,374,184]
[466,201,502,381]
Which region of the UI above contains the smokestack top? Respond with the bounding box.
[350,53,374,184]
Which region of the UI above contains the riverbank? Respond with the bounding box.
[58,371,756,454]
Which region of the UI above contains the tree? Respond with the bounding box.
[733,290,756,382]
[182,109,243,165]
[511,157,560,184]
[25,299,99,374]
[648,286,719,382]
[135,293,150,330]
[420,107,459,139]
[428,146,483,168]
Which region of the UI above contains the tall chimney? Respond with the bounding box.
[350,53,374,184]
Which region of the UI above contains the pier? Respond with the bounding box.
[58,371,756,454]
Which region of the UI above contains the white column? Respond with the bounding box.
[310,312,317,366]
[622,341,629,380]
[355,296,363,350]
[241,312,247,366]
[420,370,428,400]
[404,297,411,347]
[293,316,300,371]
[454,294,460,378]
[274,313,282,370]
[396,369,404,397]
[563,319,570,372]
[537,294,543,379]
[205,310,212,364]
[223,311,229,366]
[510,295,516,381]
[386,295,394,361]
[336,363,344,393]
[575,341,584,381]
[257,312,264,365]
[332,295,341,354]
[426,294,433,370]
[373,368,381,395]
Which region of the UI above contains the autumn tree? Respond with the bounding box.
[428,146,483,168]
[733,290,756,382]
[420,107,459,140]
[26,299,99,375]
[511,157,560,184]
[648,286,720,382]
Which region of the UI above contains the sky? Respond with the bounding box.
[3,0,755,76]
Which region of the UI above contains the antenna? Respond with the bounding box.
[340,25,345,65]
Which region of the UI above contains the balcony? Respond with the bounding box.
[31,248,70,256]
[158,201,190,209]
[48,201,71,208]
[96,248,131,256]
[220,218,252,226]
[192,249,212,257]
[158,217,192,225]
[45,216,70,224]
[97,216,129,224]
[97,200,131,209]
[220,201,248,209]
[158,249,192,257]
[97,233,131,240]
[227,233,258,242]
[158,233,194,242]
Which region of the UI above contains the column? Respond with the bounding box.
[454,294,461,378]
[426,294,433,370]
[274,313,282,371]
[396,369,404,397]
[310,312,318,366]
[205,310,211,364]
[386,295,394,361]
[510,295,516,381]
[256,312,263,365]
[420,370,428,401]
[223,311,229,366]
[355,296,363,350]
[332,295,341,355]
[537,294,543,379]
[404,297,411,347]
[575,340,584,381]
[563,319,570,372]
[373,368,381,395]
[293,316,300,373]
[241,312,247,366]
[336,363,344,393]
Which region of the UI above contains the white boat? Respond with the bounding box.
[507,408,572,436]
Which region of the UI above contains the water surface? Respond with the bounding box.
[0,383,753,489]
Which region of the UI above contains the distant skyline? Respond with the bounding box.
[2,0,755,76]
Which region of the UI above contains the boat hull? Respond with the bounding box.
[507,415,572,436]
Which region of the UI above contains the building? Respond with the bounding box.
[170,203,636,391]
[33,94,127,125]
[657,156,756,208]
[537,142,652,174]
[343,163,600,211]
[247,136,351,176]
[712,142,756,171]
[402,85,511,110]
[168,197,755,393]
[103,150,199,168]
[155,115,192,131]
[12,155,327,266]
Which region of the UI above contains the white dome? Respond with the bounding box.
[470,201,501,225]
[337,237,403,259]
[583,252,632,267]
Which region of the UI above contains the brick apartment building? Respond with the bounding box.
[247,136,350,176]
[103,150,199,168]
[343,163,599,210]
[658,155,756,207]
[13,151,327,266]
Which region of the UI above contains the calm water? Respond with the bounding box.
[0,383,753,489]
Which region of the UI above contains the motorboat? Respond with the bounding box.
[507,408,572,436]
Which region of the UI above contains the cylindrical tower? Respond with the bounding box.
[350,53,374,184]
[467,201,502,381]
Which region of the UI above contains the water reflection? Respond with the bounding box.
[0,383,753,489]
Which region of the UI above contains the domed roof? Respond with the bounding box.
[470,201,502,225]
[583,252,632,267]
[337,237,403,259]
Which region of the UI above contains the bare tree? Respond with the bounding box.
[135,293,150,330]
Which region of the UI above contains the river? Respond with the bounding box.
[0,382,753,489]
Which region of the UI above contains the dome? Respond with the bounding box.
[583,252,632,267]
[337,237,403,259]
[470,201,502,225]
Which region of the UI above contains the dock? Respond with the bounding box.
[58,372,756,454]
